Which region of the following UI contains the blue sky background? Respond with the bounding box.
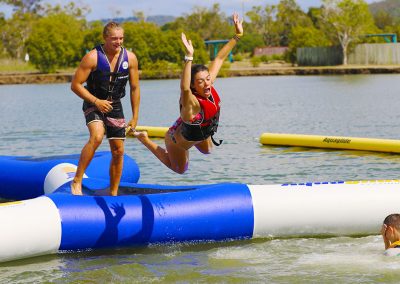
[1,0,379,20]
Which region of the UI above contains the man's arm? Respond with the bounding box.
[71,50,97,104]
[71,50,115,114]
[126,51,140,130]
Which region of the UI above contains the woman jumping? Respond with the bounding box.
[131,13,243,174]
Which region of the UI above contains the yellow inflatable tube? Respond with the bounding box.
[127,126,168,138]
[260,133,400,153]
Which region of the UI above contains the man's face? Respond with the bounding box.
[104,28,124,53]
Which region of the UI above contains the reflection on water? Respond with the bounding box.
[1,75,400,282]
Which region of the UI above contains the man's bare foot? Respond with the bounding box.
[70,180,83,195]
[92,188,118,196]
[110,188,118,196]
[92,188,110,196]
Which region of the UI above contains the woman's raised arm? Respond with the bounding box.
[209,12,243,82]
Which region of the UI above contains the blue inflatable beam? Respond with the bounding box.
[51,183,254,250]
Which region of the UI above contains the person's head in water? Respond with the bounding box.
[103,22,124,54]
[382,213,400,249]
[190,64,212,98]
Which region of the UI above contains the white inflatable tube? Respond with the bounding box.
[0,196,61,262]
[1,180,399,263]
[250,181,400,237]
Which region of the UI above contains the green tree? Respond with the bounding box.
[0,0,89,61]
[307,7,324,28]
[123,21,165,67]
[2,12,37,59]
[373,9,397,29]
[288,25,332,62]
[369,0,400,21]
[321,0,377,65]
[161,4,244,63]
[43,1,90,19]
[0,0,43,14]
[246,5,281,46]
[384,24,400,42]
[235,33,265,53]
[162,4,231,40]
[124,21,208,68]
[27,12,85,72]
[0,13,6,58]
[245,0,315,50]
[275,0,314,46]
[123,22,150,68]
[81,21,103,55]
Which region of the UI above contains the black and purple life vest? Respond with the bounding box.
[86,45,129,101]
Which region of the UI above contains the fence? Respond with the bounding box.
[297,46,342,66]
[348,43,400,65]
[297,43,400,66]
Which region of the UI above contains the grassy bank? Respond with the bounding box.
[0,58,78,74]
[0,59,38,73]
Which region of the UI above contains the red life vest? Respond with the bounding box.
[181,86,221,143]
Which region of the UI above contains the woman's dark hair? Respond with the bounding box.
[190,64,209,92]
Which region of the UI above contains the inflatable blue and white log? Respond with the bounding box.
[0,152,399,262]
[0,183,252,262]
[0,152,140,199]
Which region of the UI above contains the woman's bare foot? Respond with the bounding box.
[70,180,83,195]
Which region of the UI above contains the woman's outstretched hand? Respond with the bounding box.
[181,33,194,57]
[233,12,244,36]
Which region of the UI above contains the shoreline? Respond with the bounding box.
[1,65,400,85]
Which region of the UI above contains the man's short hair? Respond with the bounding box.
[384,214,400,230]
[103,22,123,38]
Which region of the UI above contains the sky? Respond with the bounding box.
[0,0,380,20]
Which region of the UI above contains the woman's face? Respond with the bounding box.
[103,28,124,54]
[192,71,212,98]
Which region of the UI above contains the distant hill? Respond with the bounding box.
[99,15,176,26]
[369,0,400,19]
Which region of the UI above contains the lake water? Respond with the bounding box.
[2,75,400,282]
